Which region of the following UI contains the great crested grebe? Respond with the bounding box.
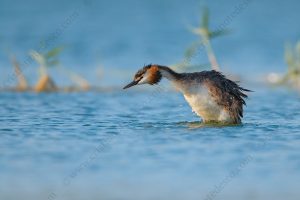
[123,64,251,124]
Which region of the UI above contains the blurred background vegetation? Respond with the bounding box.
[0,0,299,92]
[267,41,300,90]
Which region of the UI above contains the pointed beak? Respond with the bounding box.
[123,80,138,89]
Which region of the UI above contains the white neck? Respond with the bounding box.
[158,66,180,81]
[157,66,184,91]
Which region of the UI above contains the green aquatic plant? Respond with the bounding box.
[30,47,90,92]
[282,42,300,86]
[30,46,63,76]
[30,47,62,92]
[269,41,300,89]
[174,7,230,72]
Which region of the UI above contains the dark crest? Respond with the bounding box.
[134,64,151,81]
[133,64,162,85]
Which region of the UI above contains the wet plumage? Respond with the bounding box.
[124,64,251,124]
[176,70,250,123]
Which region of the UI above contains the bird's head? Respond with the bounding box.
[123,64,162,89]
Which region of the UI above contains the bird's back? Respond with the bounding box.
[176,70,250,124]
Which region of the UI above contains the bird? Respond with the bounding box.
[123,64,251,124]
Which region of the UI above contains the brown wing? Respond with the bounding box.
[203,70,251,123]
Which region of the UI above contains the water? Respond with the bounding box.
[1,0,300,199]
[0,86,300,199]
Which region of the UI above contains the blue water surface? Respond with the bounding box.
[0,86,300,200]
[0,0,300,199]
